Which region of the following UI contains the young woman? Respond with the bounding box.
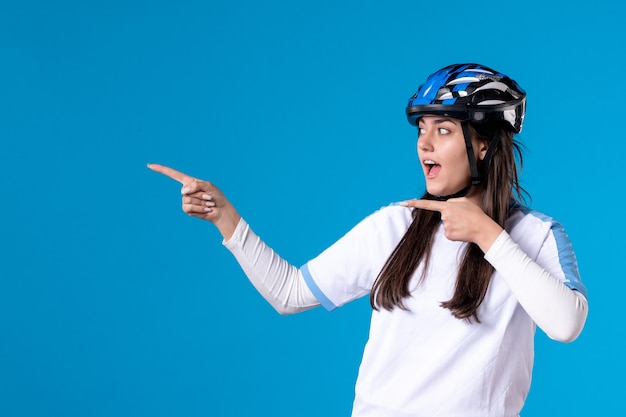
[149,63,588,417]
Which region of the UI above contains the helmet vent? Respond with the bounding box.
[447,76,480,85]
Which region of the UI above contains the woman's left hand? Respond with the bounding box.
[400,197,503,252]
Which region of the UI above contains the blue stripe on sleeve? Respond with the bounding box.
[519,206,588,298]
[550,221,588,297]
[300,263,337,311]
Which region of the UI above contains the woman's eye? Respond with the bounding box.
[418,126,452,136]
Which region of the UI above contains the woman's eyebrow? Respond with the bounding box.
[419,117,456,126]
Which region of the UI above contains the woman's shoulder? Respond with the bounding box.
[352,201,415,234]
[371,201,415,221]
[507,202,569,239]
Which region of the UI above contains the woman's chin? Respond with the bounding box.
[426,180,469,198]
[426,185,447,197]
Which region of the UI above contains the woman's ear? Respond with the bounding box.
[477,140,489,161]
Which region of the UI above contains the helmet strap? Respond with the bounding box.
[480,132,501,178]
[427,184,472,201]
[461,121,481,186]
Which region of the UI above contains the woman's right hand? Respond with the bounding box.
[148,163,241,240]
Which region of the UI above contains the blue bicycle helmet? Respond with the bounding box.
[406,63,526,200]
[406,63,526,133]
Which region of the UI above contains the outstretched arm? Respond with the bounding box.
[148,163,319,314]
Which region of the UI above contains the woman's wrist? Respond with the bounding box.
[214,204,241,241]
[475,220,504,253]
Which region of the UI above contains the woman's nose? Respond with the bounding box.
[417,131,433,152]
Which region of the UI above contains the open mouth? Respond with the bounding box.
[424,159,441,177]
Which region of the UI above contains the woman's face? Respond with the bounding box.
[417,115,487,198]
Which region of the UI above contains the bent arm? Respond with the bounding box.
[484,231,588,343]
[223,218,320,315]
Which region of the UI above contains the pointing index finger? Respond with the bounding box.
[400,199,447,212]
[147,163,195,185]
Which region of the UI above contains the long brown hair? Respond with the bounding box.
[370,122,528,322]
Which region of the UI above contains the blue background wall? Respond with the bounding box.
[1,1,622,415]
